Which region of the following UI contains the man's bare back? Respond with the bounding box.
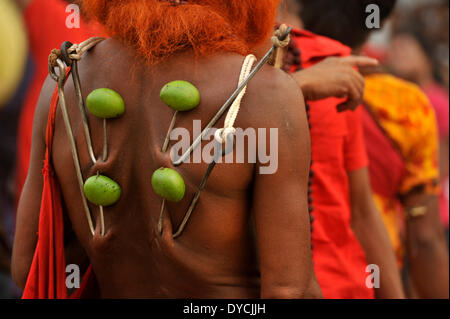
[13,38,319,298]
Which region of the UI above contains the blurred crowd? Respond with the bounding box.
[366,0,449,240]
[0,0,448,299]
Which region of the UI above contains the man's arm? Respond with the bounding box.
[11,76,53,289]
[11,74,89,290]
[403,190,449,299]
[249,69,321,299]
[348,168,406,299]
[292,56,378,112]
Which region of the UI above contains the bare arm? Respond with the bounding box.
[12,74,89,290]
[11,76,54,289]
[404,190,449,299]
[250,70,321,299]
[348,168,405,299]
[292,56,378,112]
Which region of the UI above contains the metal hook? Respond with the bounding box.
[56,59,96,236]
[162,111,178,153]
[172,26,292,166]
[168,28,293,237]
[172,139,229,238]
[71,60,98,164]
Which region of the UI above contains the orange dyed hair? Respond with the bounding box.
[80,0,280,64]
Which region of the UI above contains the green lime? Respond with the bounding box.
[86,88,125,119]
[83,175,122,206]
[151,167,186,202]
[160,80,200,111]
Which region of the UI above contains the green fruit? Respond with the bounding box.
[151,167,186,202]
[86,88,125,119]
[160,80,200,111]
[83,175,122,206]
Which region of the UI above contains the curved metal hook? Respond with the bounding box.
[56,59,96,236]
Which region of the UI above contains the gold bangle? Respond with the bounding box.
[408,206,428,219]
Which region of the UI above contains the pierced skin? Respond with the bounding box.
[12,38,320,298]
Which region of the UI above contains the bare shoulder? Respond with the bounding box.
[239,64,307,135]
[33,74,59,145]
[252,64,305,109]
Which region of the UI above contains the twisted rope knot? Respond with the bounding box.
[271,24,290,48]
[48,37,105,68]
[48,49,61,68]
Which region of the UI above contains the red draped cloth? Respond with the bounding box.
[360,106,407,200]
[22,70,96,299]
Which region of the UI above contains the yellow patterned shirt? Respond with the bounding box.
[363,73,440,266]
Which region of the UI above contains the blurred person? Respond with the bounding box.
[278,0,404,298]
[0,57,34,298]
[14,0,104,207]
[0,0,27,107]
[388,28,449,242]
[295,0,449,298]
[0,224,12,298]
[13,0,320,299]
[363,74,449,299]
[0,0,30,299]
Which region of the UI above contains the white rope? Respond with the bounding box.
[215,54,257,145]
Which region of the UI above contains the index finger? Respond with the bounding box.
[340,55,379,67]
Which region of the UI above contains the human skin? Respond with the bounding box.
[387,34,432,87]
[12,39,321,298]
[348,168,406,299]
[404,191,449,299]
[277,0,303,29]
[292,56,379,112]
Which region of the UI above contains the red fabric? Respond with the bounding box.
[291,28,374,299]
[423,83,449,139]
[361,107,407,199]
[423,84,449,228]
[16,0,103,205]
[22,70,95,299]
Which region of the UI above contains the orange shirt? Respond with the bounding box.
[291,28,374,299]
